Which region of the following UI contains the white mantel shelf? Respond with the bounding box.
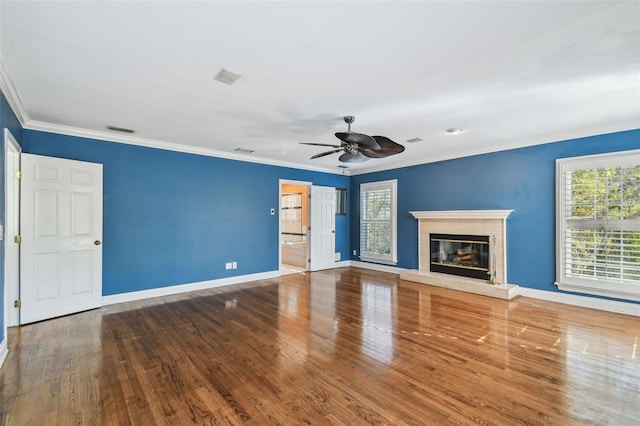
[410,210,514,220]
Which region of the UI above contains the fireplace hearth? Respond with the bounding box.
[430,233,490,280]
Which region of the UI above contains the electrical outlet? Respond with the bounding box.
[232,261,237,269]
[352,250,356,256]
[225,262,232,270]
[335,252,340,261]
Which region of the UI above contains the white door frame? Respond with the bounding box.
[279,179,311,271]
[4,128,21,331]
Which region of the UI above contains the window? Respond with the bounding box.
[336,188,347,215]
[556,150,640,301]
[360,179,397,264]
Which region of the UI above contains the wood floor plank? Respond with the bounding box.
[1,267,639,425]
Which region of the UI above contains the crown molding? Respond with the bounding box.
[4,50,634,178]
[0,57,29,126]
[0,57,345,175]
[349,124,640,176]
[24,120,346,175]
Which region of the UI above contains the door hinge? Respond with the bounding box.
[14,299,21,308]
[14,235,21,244]
[15,170,22,179]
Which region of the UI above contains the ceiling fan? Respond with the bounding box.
[301,116,405,163]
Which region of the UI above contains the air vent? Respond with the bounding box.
[446,128,464,134]
[106,125,135,134]
[214,68,242,85]
[406,137,423,143]
[234,148,254,154]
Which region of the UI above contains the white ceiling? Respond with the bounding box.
[1,1,638,174]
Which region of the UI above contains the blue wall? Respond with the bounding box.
[2,93,639,331]
[351,129,640,300]
[22,130,350,296]
[0,91,23,341]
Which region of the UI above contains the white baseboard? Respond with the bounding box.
[350,262,639,316]
[349,260,408,274]
[0,337,8,370]
[518,288,640,317]
[102,270,281,306]
[99,264,639,317]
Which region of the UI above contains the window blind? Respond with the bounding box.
[360,180,397,264]
[563,164,640,285]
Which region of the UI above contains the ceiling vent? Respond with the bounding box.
[406,137,423,143]
[106,125,135,134]
[214,68,242,85]
[234,148,254,154]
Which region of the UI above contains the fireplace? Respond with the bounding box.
[430,233,490,280]
[400,210,518,300]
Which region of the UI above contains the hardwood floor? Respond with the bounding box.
[1,267,639,425]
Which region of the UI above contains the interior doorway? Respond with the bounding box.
[279,180,310,275]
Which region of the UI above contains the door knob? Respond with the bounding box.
[94,240,102,246]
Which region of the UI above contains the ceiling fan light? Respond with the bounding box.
[302,115,405,163]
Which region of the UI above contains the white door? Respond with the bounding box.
[20,154,103,324]
[309,185,335,271]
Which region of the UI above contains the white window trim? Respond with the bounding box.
[360,179,398,265]
[555,149,640,301]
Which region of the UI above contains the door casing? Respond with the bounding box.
[4,129,21,329]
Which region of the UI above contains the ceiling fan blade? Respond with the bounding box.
[300,142,342,148]
[362,136,406,158]
[339,151,369,163]
[311,149,343,159]
[335,132,380,150]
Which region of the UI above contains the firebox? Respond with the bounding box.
[430,233,490,280]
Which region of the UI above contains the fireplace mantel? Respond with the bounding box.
[410,210,513,220]
[400,209,519,300]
